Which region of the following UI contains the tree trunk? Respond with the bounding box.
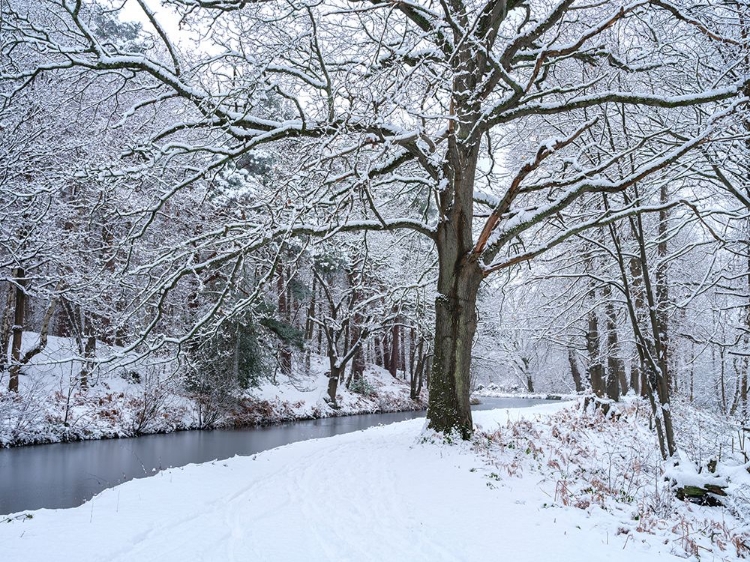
[629,256,648,398]
[423,353,432,392]
[389,321,399,379]
[427,267,481,438]
[525,372,534,393]
[399,321,406,374]
[371,335,381,367]
[607,206,671,458]
[8,268,26,392]
[416,357,425,396]
[349,344,365,387]
[316,287,323,354]
[0,285,14,378]
[425,94,484,437]
[18,285,59,367]
[427,185,483,436]
[410,337,425,400]
[656,182,671,393]
[603,285,622,401]
[79,334,95,390]
[689,344,695,403]
[631,200,676,458]
[568,349,584,393]
[348,315,365,388]
[304,273,317,341]
[743,225,750,419]
[408,327,416,380]
[587,309,605,397]
[327,368,341,405]
[383,331,392,374]
[277,267,292,376]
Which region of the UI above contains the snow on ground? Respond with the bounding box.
[0,334,423,447]
[2,400,748,561]
[473,388,579,401]
[248,354,423,420]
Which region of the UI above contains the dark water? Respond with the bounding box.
[0,397,555,515]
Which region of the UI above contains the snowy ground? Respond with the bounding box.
[0,334,423,447]
[472,388,579,401]
[2,400,748,561]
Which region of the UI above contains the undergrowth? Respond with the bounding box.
[469,400,750,560]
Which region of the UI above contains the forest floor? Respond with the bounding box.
[2,399,749,561]
[0,333,424,447]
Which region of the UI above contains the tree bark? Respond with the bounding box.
[0,285,14,378]
[420,22,494,437]
[399,321,406,374]
[79,334,95,390]
[389,321,399,379]
[383,331,392,374]
[629,198,676,458]
[603,284,623,401]
[427,183,482,434]
[373,335,383,367]
[587,308,605,397]
[656,182,671,393]
[347,314,365,388]
[410,337,425,400]
[277,267,292,376]
[327,367,341,404]
[408,327,416,380]
[568,349,584,393]
[304,273,317,341]
[525,369,535,393]
[629,256,648,397]
[8,268,26,392]
[427,266,482,438]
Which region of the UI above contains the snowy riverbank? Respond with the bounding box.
[2,400,749,561]
[0,334,424,447]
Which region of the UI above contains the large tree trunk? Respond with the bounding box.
[425,40,485,438]
[426,140,483,437]
[427,263,482,438]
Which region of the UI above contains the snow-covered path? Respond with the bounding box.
[0,404,711,561]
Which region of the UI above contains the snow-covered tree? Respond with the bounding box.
[2,0,748,438]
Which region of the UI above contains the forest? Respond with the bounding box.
[3,0,750,559]
[2,0,749,448]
